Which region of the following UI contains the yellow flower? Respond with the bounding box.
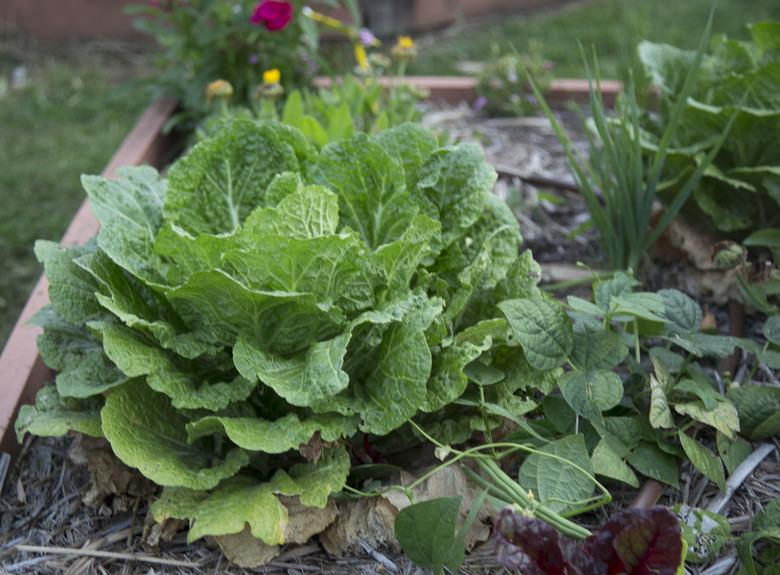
[392,35,417,60]
[354,44,370,72]
[205,79,234,102]
[263,68,281,85]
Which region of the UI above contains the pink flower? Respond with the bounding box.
[250,0,293,31]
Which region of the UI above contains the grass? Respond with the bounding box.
[411,0,780,78]
[0,42,148,346]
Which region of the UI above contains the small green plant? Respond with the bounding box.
[475,41,552,117]
[530,7,732,272]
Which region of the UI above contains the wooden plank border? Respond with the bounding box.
[313,76,622,106]
[0,98,179,456]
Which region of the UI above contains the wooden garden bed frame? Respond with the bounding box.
[0,77,659,509]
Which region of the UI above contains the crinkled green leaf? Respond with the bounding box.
[166,269,342,352]
[16,385,103,440]
[186,413,357,453]
[76,249,219,359]
[373,214,441,296]
[414,143,495,251]
[101,379,248,488]
[373,123,438,191]
[101,323,255,411]
[34,241,102,324]
[82,166,167,285]
[33,307,127,398]
[679,432,726,491]
[165,120,301,235]
[225,232,374,313]
[421,335,493,412]
[498,297,573,370]
[242,184,339,239]
[313,133,417,249]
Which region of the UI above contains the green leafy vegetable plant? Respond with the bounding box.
[16,118,549,549]
[529,7,733,272]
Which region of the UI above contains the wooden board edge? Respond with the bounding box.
[0,98,179,457]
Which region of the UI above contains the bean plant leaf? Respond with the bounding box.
[660,289,703,334]
[679,432,726,491]
[518,434,595,513]
[649,375,675,429]
[498,298,573,370]
[763,315,780,345]
[716,431,752,475]
[570,324,628,370]
[628,442,679,487]
[395,497,464,575]
[559,369,623,424]
[674,400,740,440]
[727,385,780,440]
[591,440,640,487]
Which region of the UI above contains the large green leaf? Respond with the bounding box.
[33,307,127,398]
[313,133,417,249]
[674,400,740,440]
[373,123,438,191]
[414,144,494,252]
[34,241,102,324]
[101,379,248,488]
[233,299,427,407]
[165,120,302,234]
[16,385,103,440]
[186,413,357,453]
[591,440,639,487]
[82,166,166,285]
[659,289,703,334]
[628,442,679,488]
[101,323,255,411]
[498,298,573,370]
[166,269,343,352]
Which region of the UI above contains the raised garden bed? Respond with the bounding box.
[1,75,776,574]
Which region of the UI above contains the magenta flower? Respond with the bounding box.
[250,0,293,31]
